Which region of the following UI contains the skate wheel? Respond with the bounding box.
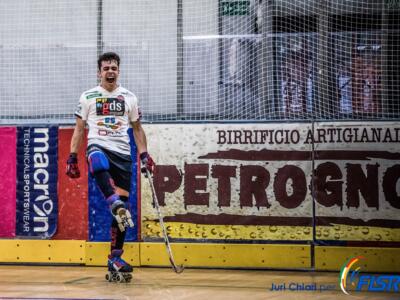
[116,274,122,282]
[123,273,132,283]
[105,273,110,281]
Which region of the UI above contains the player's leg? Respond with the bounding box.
[87,146,128,227]
[108,195,133,282]
[106,248,133,282]
[108,249,133,272]
[109,196,133,276]
[111,195,129,251]
[96,148,134,281]
[111,220,126,251]
[107,156,134,231]
[108,164,134,275]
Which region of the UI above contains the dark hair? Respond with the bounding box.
[97,52,120,70]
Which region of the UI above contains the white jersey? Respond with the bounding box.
[75,85,140,155]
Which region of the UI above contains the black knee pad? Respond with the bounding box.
[93,171,115,198]
[120,195,128,202]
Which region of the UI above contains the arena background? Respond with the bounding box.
[0,0,399,273]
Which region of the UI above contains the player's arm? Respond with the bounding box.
[131,120,155,174]
[70,117,86,154]
[66,117,86,178]
[131,120,147,154]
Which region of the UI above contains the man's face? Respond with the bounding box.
[98,59,120,90]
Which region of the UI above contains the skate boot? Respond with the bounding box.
[107,194,134,232]
[105,249,133,283]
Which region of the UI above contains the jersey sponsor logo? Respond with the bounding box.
[86,92,102,99]
[98,129,124,137]
[96,98,125,116]
[97,117,122,130]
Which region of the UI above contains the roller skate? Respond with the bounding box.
[108,194,134,232]
[105,249,133,283]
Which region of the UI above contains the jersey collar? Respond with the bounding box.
[99,85,120,95]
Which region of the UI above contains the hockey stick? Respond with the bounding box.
[145,169,184,274]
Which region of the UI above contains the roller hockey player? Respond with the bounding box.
[66,52,155,282]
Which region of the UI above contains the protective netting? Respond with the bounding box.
[0,0,399,123]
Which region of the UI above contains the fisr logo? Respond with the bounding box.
[339,256,400,294]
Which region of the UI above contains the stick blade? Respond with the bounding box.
[173,264,184,274]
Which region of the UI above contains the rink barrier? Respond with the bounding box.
[85,242,140,266]
[314,246,400,273]
[0,240,85,264]
[0,240,399,272]
[140,242,311,269]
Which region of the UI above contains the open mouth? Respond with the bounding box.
[106,77,115,83]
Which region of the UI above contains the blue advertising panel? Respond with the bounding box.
[88,128,138,242]
[16,126,58,238]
